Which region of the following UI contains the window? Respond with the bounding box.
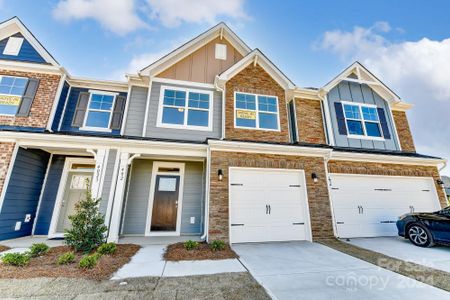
[343,102,382,138]
[235,92,279,130]
[158,86,213,131]
[0,76,28,115]
[82,91,116,131]
[215,43,227,60]
[3,37,24,56]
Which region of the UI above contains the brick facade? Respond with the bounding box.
[294,98,327,144]
[224,64,290,143]
[209,151,334,242]
[328,160,447,208]
[0,142,15,197]
[392,110,416,152]
[0,69,61,128]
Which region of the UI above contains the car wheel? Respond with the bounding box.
[407,223,434,247]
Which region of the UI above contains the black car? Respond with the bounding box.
[396,206,450,247]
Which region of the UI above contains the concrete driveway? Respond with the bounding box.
[233,242,449,300]
[347,237,450,273]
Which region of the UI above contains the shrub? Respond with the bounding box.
[183,240,199,251]
[1,252,30,266]
[79,254,98,269]
[57,252,75,265]
[29,243,49,257]
[97,242,117,255]
[209,240,226,252]
[64,179,107,253]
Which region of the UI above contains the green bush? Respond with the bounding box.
[209,240,226,252]
[57,252,75,265]
[79,254,98,269]
[183,240,199,251]
[29,243,49,257]
[97,242,117,255]
[1,252,30,266]
[64,179,107,253]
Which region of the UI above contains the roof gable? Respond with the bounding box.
[139,22,251,77]
[0,17,59,66]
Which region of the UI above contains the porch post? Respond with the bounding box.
[91,149,107,199]
[107,152,130,243]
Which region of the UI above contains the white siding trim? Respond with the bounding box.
[0,143,19,214]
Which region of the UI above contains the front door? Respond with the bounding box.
[150,175,180,232]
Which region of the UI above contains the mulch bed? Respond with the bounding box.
[164,242,238,261]
[0,245,9,252]
[0,244,140,281]
[320,238,450,292]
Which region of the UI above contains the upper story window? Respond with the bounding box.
[157,86,213,131]
[81,91,117,132]
[0,76,28,115]
[234,92,280,131]
[3,37,24,56]
[343,102,383,139]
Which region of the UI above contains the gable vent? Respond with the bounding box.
[215,43,227,60]
[3,37,24,56]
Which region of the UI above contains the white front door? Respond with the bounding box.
[229,168,311,243]
[329,174,442,238]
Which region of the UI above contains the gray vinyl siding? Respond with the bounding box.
[328,81,400,150]
[121,159,204,235]
[144,81,222,141]
[123,86,148,137]
[99,149,117,216]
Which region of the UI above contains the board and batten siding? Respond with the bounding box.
[0,148,49,240]
[121,159,205,235]
[327,81,400,150]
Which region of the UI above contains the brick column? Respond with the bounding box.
[0,142,16,198]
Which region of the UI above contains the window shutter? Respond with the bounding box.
[334,102,347,135]
[110,95,126,130]
[377,107,391,139]
[16,78,39,117]
[72,92,89,127]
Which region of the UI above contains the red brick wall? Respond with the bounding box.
[328,160,447,208]
[209,151,334,242]
[0,69,61,128]
[225,64,290,143]
[392,110,416,152]
[0,142,15,197]
[294,98,327,144]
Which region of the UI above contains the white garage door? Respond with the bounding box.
[329,174,441,238]
[229,168,310,243]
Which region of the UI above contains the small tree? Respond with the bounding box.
[64,179,107,252]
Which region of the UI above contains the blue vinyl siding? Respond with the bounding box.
[33,155,65,235]
[59,87,125,136]
[0,148,49,241]
[51,81,70,131]
[328,81,400,151]
[0,33,46,64]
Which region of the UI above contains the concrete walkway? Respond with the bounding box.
[347,237,450,273]
[233,242,450,300]
[111,245,246,280]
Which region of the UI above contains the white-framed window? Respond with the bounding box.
[0,75,28,115]
[3,37,24,56]
[157,86,213,131]
[234,92,280,131]
[342,101,383,140]
[81,90,117,132]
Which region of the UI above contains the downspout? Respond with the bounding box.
[214,76,226,140]
[47,72,67,132]
[200,146,211,241]
[323,149,338,237]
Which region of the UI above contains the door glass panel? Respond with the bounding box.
[71,163,95,171]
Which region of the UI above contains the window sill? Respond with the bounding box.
[156,123,213,132]
[79,126,112,133]
[347,134,385,141]
[235,125,281,132]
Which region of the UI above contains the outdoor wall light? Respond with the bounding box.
[311,173,318,183]
[218,169,224,181]
[437,179,444,187]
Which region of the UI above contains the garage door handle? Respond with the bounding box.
[289,184,301,187]
[231,224,244,226]
[230,183,243,186]
[293,222,304,225]
[337,222,344,224]
[374,188,392,191]
[380,221,396,224]
[268,205,271,214]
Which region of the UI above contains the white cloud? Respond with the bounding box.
[53,0,148,35]
[317,22,450,175]
[147,0,248,27]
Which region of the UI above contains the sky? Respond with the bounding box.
[1,0,449,175]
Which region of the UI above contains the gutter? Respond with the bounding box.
[214,76,226,140]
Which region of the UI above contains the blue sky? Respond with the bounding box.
[1,0,450,174]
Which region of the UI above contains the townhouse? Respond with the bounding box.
[0,17,446,244]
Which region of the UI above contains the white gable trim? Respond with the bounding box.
[216,49,295,91]
[139,22,251,77]
[0,17,59,66]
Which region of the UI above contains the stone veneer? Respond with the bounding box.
[328,160,447,208]
[224,64,290,143]
[0,142,15,197]
[209,151,334,242]
[392,110,416,152]
[294,98,327,144]
[0,69,61,128]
